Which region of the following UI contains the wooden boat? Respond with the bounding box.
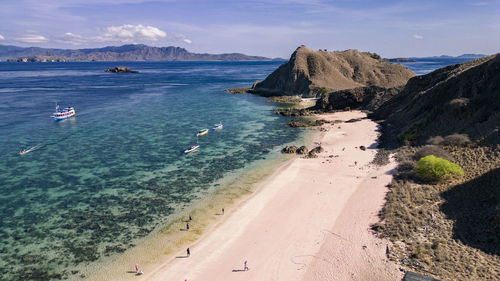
[196,129,209,136]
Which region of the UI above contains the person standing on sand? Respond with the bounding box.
[222,208,224,215]
[186,223,190,230]
[187,247,190,257]
[244,260,248,271]
[189,215,192,221]
[135,264,139,273]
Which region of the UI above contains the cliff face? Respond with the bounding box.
[376,54,500,145]
[252,45,415,97]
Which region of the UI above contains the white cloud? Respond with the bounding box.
[413,34,424,40]
[0,34,4,40]
[183,39,192,44]
[100,24,166,43]
[16,35,49,43]
[58,32,88,45]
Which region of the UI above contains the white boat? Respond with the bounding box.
[197,128,209,136]
[212,122,223,130]
[184,144,200,154]
[52,103,75,120]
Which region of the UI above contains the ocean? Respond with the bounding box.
[0,57,476,280]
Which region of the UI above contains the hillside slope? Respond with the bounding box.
[252,45,415,97]
[376,54,500,145]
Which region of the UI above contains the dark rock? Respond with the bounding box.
[226,87,251,94]
[273,108,312,116]
[314,86,402,112]
[345,118,363,123]
[296,146,309,155]
[105,66,139,73]
[288,119,329,127]
[306,146,324,158]
[281,146,298,154]
[310,146,324,154]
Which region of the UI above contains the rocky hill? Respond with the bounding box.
[0,44,280,62]
[251,45,415,97]
[375,54,500,145]
[370,53,500,280]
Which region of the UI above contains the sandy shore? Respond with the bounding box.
[140,111,402,281]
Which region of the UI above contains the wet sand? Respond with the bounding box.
[142,111,402,281]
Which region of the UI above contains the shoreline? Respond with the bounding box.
[139,110,402,281]
[83,123,317,281]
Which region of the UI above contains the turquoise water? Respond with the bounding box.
[0,61,302,280]
[0,57,471,280]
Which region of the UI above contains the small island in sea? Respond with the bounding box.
[105,66,139,73]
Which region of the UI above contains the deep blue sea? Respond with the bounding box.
[0,57,476,280]
[394,57,477,75]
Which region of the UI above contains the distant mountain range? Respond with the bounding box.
[0,44,282,62]
[387,53,487,62]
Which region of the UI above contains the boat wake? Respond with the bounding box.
[19,144,42,155]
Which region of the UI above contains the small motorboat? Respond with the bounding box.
[197,129,209,136]
[184,144,200,154]
[212,122,223,130]
[19,144,42,155]
[52,103,75,120]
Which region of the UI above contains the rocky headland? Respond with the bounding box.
[250,45,415,97]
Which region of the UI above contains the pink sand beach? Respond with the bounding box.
[141,111,402,281]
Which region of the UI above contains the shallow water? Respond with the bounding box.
[0,61,304,280]
[0,57,471,280]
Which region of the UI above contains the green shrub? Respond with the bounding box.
[320,88,332,95]
[397,132,418,142]
[417,155,464,181]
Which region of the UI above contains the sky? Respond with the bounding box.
[0,0,498,58]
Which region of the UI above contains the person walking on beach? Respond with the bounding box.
[222,208,224,215]
[189,215,192,221]
[135,264,139,273]
[244,260,249,271]
[186,223,190,230]
[186,247,190,257]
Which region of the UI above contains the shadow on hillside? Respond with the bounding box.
[440,168,500,255]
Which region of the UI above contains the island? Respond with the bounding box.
[105,66,139,73]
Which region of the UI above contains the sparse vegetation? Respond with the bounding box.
[417,155,464,181]
[397,131,418,143]
[427,136,445,145]
[376,145,500,280]
[442,134,471,146]
[414,145,452,161]
[320,88,332,95]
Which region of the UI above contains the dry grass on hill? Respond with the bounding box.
[375,144,500,280]
[253,46,415,97]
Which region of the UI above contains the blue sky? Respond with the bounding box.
[0,0,498,58]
